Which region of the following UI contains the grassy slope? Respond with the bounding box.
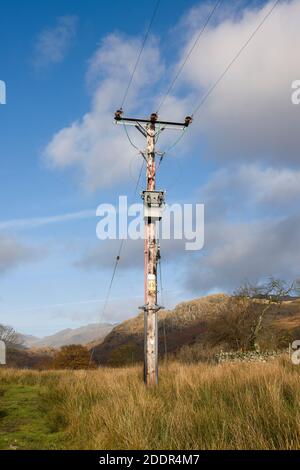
[1,358,300,450]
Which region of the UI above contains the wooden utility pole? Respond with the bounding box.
[115,110,192,386]
[144,118,158,385]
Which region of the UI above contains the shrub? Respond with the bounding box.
[52,344,96,370]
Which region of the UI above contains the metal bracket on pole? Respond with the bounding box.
[139,304,164,312]
[135,123,147,137]
[114,109,193,130]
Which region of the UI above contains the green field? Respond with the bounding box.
[0,382,64,450]
[0,358,300,450]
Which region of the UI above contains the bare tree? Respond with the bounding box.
[0,324,23,349]
[207,277,296,352]
[235,277,294,351]
[294,279,300,296]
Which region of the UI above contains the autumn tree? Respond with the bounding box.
[53,344,96,370]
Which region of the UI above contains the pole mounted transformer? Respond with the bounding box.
[115,109,192,386]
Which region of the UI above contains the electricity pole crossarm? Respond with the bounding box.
[115,110,192,386]
[115,110,193,130]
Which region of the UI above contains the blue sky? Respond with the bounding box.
[1,0,300,336]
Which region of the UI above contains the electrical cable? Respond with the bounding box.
[192,0,280,116]
[158,247,167,358]
[95,0,281,369]
[159,127,187,157]
[120,0,161,109]
[157,0,280,155]
[158,251,164,307]
[89,155,145,366]
[123,122,140,151]
[89,239,124,365]
[156,0,222,113]
[134,158,145,195]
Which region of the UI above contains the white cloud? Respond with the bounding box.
[42,1,300,295]
[186,214,300,293]
[44,1,300,192]
[0,236,43,274]
[34,15,78,67]
[184,162,300,292]
[201,164,300,217]
[0,209,95,232]
[176,0,300,164]
[45,34,164,191]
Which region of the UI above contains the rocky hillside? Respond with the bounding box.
[92,294,227,365]
[92,294,300,366]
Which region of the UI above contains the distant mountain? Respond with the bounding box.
[18,333,40,347]
[22,323,114,349]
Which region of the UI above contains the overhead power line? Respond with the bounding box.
[161,0,280,155]
[134,159,145,195]
[158,245,168,358]
[89,239,124,365]
[107,0,281,384]
[120,0,161,109]
[156,0,223,113]
[192,0,280,116]
[123,122,140,151]
[89,153,144,365]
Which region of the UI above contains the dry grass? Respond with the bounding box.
[1,358,300,450]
